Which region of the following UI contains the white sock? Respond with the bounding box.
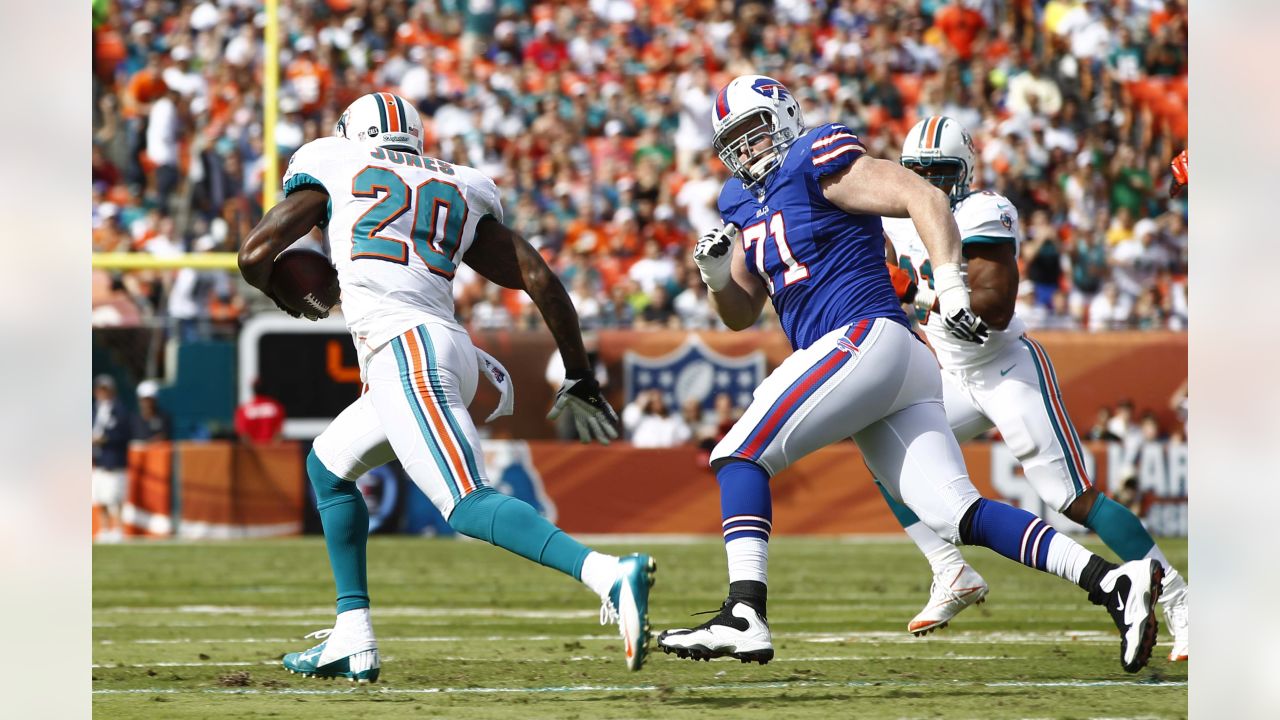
[903,521,966,574]
[1144,544,1173,573]
[334,607,375,644]
[580,551,620,598]
[726,537,769,584]
[1044,533,1094,584]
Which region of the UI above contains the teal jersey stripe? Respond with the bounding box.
[1027,338,1091,484]
[282,172,331,228]
[1019,337,1084,495]
[392,337,461,502]
[962,234,1014,245]
[416,326,484,487]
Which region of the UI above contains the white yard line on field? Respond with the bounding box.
[97,630,1122,646]
[91,654,1025,668]
[92,678,1188,696]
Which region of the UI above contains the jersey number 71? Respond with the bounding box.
[350,166,469,278]
[741,212,809,294]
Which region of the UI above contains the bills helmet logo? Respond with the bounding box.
[751,77,790,101]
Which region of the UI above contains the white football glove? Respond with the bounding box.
[932,262,990,344]
[693,224,738,292]
[547,375,620,445]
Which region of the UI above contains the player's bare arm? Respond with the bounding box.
[702,227,769,330]
[238,188,330,293]
[822,156,987,343]
[465,217,621,443]
[820,156,962,265]
[963,242,1018,330]
[465,217,592,374]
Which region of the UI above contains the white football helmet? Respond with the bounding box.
[900,115,976,202]
[711,75,805,191]
[335,92,423,155]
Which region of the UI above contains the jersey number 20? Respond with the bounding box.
[350,166,468,278]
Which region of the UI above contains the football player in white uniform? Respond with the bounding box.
[879,116,1189,662]
[239,93,657,680]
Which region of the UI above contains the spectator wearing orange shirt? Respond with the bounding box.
[285,38,332,116]
[234,379,286,444]
[935,0,986,63]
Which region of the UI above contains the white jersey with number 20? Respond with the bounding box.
[282,136,503,370]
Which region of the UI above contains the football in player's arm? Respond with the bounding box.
[238,179,616,445]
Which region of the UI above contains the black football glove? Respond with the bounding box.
[547,373,620,445]
[942,307,990,344]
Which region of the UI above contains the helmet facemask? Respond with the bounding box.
[714,109,797,191]
[902,156,970,202]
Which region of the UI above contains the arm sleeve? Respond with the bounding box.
[803,123,868,182]
[461,167,504,224]
[282,139,335,227]
[956,194,1018,245]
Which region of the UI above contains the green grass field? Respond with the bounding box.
[93,536,1187,719]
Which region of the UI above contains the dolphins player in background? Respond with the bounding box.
[879,116,1189,662]
[655,76,1165,673]
[239,92,655,681]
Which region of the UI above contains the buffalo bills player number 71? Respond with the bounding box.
[655,75,1165,674]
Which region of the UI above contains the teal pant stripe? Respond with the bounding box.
[449,487,591,580]
[876,480,922,527]
[1085,494,1157,561]
[1027,337,1091,483]
[1020,337,1084,496]
[416,326,484,485]
[391,336,461,502]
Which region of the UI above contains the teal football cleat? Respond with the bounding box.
[599,553,657,671]
[282,629,380,683]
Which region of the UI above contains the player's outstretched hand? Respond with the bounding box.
[548,375,620,445]
[942,307,990,344]
[693,224,738,291]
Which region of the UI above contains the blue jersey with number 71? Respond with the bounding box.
[717,123,911,350]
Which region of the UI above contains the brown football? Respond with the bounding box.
[269,249,340,317]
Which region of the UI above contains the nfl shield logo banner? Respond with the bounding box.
[624,335,765,412]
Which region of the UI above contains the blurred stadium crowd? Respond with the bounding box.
[91,0,1188,335]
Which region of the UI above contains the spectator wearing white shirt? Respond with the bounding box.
[1005,57,1063,117]
[1088,282,1132,331]
[471,283,512,330]
[622,390,692,448]
[674,157,722,234]
[628,240,676,294]
[146,84,181,208]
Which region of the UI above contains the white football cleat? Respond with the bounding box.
[1161,568,1189,662]
[658,600,774,664]
[908,563,989,636]
[598,553,657,671]
[282,628,380,683]
[1098,559,1163,673]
